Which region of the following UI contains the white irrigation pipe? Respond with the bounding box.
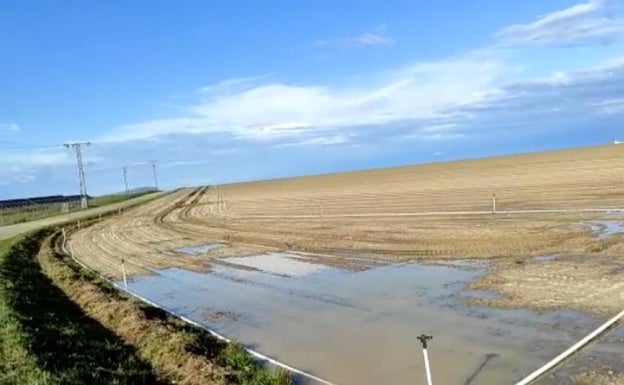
[423,348,433,385]
[59,228,338,385]
[121,259,128,291]
[515,308,624,385]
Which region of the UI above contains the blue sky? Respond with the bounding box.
[2,0,624,198]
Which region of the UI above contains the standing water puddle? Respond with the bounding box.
[586,221,624,239]
[224,253,331,277]
[175,243,224,255]
[124,253,621,385]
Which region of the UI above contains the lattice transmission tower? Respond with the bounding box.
[64,142,91,208]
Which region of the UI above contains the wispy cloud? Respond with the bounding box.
[275,134,352,147]
[0,148,73,187]
[0,149,71,167]
[498,0,624,47]
[316,32,395,48]
[98,49,624,146]
[100,51,507,143]
[160,159,214,168]
[0,122,20,131]
[588,98,624,114]
[341,32,395,47]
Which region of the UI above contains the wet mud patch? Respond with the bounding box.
[203,310,239,322]
[536,323,624,384]
[470,255,624,316]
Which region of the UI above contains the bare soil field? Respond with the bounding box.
[65,145,624,384]
[69,145,624,314]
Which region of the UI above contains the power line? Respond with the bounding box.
[64,142,91,209]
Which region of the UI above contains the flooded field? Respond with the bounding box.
[122,252,623,385]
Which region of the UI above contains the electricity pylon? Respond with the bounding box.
[64,142,91,209]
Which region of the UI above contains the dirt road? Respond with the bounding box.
[0,192,164,240]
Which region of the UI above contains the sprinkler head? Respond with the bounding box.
[418,334,433,349]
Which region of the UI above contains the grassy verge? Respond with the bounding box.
[89,191,157,208]
[0,236,53,384]
[0,204,75,226]
[0,191,157,227]
[0,230,160,385]
[0,227,291,385]
[44,229,292,385]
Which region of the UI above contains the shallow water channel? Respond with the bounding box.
[124,252,623,385]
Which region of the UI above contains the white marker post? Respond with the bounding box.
[121,259,128,291]
[418,335,434,385]
[492,194,497,214]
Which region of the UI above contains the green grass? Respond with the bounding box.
[217,344,292,385]
[0,236,54,385]
[49,235,293,385]
[0,228,293,385]
[88,191,157,208]
[0,191,156,227]
[0,231,160,385]
[0,204,75,226]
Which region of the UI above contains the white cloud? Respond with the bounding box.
[0,149,71,167]
[0,122,20,131]
[160,159,213,168]
[0,148,73,187]
[197,75,272,95]
[99,51,507,143]
[421,123,459,133]
[402,129,467,142]
[275,134,352,147]
[589,98,624,114]
[342,32,395,47]
[14,170,37,184]
[498,0,624,47]
[316,32,395,48]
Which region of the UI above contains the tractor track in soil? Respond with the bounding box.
[67,145,624,316]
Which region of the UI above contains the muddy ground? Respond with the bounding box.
[68,187,624,317]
